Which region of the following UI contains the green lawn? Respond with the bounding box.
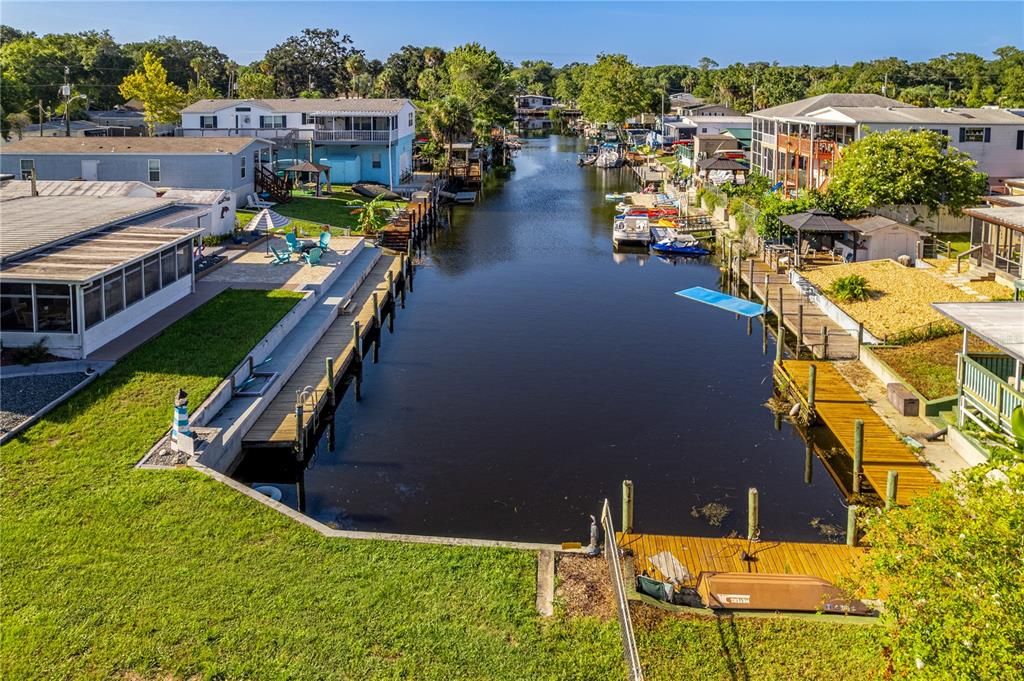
[939,231,971,255]
[0,288,625,680]
[238,186,405,237]
[634,609,882,681]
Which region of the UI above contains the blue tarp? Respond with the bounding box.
[675,287,765,317]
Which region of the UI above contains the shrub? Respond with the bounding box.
[9,339,50,365]
[828,274,870,302]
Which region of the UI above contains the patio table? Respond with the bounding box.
[765,244,793,271]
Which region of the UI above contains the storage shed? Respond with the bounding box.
[842,215,929,262]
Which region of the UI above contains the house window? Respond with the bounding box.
[301,113,314,125]
[161,247,178,287]
[83,281,103,328]
[199,115,218,129]
[234,106,251,112]
[143,255,161,296]
[0,283,34,332]
[176,242,192,279]
[260,115,286,129]
[148,159,160,182]
[124,263,143,307]
[354,117,373,131]
[34,284,73,333]
[960,127,989,143]
[371,152,382,169]
[19,159,34,180]
[240,156,246,179]
[103,272,124,318]
[391,116,398,130]
[1017,130,1023,150]
[408,112,414,127]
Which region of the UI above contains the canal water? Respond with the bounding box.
[237,135,847,543]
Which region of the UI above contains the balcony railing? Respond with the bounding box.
[177,127,397,143]
[776,134,839,159]
[959,352,1024,438]
[312,129,395,142]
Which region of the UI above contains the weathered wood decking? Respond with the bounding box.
[777,359,939,505]
[243,256,405,448]
[734,255,859,359]
[618,532,864,587]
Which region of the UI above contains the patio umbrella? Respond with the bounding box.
[244,208,291,255]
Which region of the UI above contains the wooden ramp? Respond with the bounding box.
[778,359,939,505]
[243,256,403,447]
[618,532,863,587]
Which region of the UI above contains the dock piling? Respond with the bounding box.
[807,363,817,411]
[797,304,804,357]
[853,418,864,494]
[353,321,362,358]
[326,357,335,408]
[822,327,829,359]
[747,487,759,540]
[748,259,755,297]
[857,322,864,359]
[775,313,784,363]
[295,405,304,461]
[372,292,381,327]
[886,471,899,510]
[804,443,813,484]
[846,505,858,547]
[621,480,634,534]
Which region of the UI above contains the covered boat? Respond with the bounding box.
[650,233,709,256]
[613,214,651,246]
[352,183,403,201]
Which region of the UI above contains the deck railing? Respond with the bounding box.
[600,499,645,681]
[313,129,395,143]
[959,353,1024,437]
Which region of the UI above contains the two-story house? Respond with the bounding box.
[179,98,416,187]
[749,93,1024,192]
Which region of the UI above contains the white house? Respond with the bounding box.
[749,93,1024,192]
[179,98,416,187]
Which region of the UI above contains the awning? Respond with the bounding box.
[932,302,1024,362]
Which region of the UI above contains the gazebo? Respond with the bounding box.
[779,209,858,267]
[283,161,331,196]
[696,156,747,186]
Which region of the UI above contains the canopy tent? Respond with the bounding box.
[282,160,331,196]
[778,209,858,265]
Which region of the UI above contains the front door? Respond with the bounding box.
[81,160,98,181]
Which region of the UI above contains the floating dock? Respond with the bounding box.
[776,359,940,505]
[242,255,408,454]
[618,532,864,587]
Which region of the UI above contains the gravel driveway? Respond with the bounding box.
[0,372,89,435]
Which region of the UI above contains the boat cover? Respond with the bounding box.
[675,287,765,317]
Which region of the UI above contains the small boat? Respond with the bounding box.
[605,193,626,201]
[595,148,622,168]
[578,154,597,166]
[650,233,710,256]
[613,214,651,246]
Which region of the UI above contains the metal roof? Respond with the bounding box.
[181,97,410,114]
[160,188,228,205]
[0,196,177,261]
[778,210,853,232]
[964,205,1024,233]
[0,225,201,284]
[0,180,157,201]
[932,302,1024,362]
[0,136,268,155]
[751,93,912,118]
[822,106,1024,125]
[843,215,929,235]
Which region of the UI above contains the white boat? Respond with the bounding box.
[613,214,651,246]
[595,149,622,168]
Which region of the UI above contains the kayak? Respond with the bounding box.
[605,193,626,201]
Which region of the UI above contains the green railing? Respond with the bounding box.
[959,353,1024,437]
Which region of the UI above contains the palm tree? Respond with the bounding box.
[422,96,473,169]
[344,54,367,98]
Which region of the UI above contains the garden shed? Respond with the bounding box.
[843,215,929,263]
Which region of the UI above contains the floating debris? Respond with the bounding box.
[691,502,732,527]
[810,517,844,542]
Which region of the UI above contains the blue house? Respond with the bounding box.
[180,98,417,187]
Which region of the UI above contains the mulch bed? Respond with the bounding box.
[555,554,616,620]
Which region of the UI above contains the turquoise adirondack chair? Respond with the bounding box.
[270,246,291,264]
[318,231,331,251]
[285,232,304,253]
[303,247,323,267]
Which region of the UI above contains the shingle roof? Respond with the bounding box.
[825,106,1024,124]
[0,136,268,155]
[181,98,410,114]
[751,93,912,118]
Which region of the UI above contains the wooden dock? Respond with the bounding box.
[243,255,407,452]
[379,191,440,251]
[776,359,939,505]
[617,532,864,587]
[731,254,858,360]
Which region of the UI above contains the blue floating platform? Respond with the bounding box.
[675,286,765,317]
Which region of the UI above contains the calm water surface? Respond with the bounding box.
[238,135,846,542]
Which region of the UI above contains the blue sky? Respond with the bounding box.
[2,1,1021,66]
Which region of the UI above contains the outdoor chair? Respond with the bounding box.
[303,247,323,267]
[318,232,332,251]
[246,193,273,210]
[285,232,305,253]
[270,246,291,265]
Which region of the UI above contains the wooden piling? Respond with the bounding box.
[857,322,864,359]
[821,327,829,359]
[295,405,304,460]
[372,292,381,326]
[804,443,813,484]
[353,321,362,358]
[797,304,804,356]
[326,357,335,408]
[747,488,759,540]
[886,471,899,510]
[622,480,634,534]
[776,312,784,363]
[852,418,864,494]
[807,363,817,410]
[846,505,858,547]
[748,258,755,295]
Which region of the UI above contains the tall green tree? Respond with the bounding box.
[263,28,360,97]
[118,52,185,135]
[124,36,230,93]
[577,54,647,125]
[235,67,275,99]
[828,129,988,214]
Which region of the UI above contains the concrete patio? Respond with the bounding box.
[203,235,365,290]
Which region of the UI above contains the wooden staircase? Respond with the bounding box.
[255,164,291,204]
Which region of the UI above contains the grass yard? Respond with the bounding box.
[0,288,627,680]
[633,608,882,681]
[874,334,997,400]
[238,187,405,237]
[802,260,978,340]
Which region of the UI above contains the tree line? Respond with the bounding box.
[2,24,1022,136]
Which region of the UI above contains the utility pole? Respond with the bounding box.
[37,100,47,137]
[61,66,72,137]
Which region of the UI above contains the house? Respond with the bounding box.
[86,107,174,136]
[0,136,271,207]
[842,215,930,262]
[662,115,752,143]
[7,119,129,138]
[668,93,703,114]
[0,196,206,358]
[961,201,1024,279]
[514,94,564,130]
[179,98,416,187]
[749,93,1024,192]
[932,302,1024,464]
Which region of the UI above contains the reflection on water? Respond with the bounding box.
[236,135,846,543]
